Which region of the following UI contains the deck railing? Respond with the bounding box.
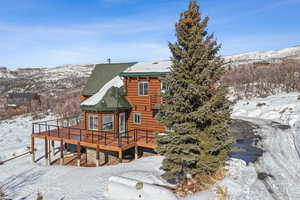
[32,118,155,147]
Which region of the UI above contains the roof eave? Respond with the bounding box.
[119,72,169,77]
[80,105,132,112]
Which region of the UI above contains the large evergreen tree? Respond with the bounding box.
[156,0,232,183]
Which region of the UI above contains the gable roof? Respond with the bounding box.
[119,60,171,77]
[80,60,172,112]
[82,62,137,96]
[81,86,131,111]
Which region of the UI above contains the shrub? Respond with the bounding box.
[222,60,300,99]
[215,184,230,200]
[256,103,266,107]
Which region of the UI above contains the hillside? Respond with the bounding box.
[224,46,300,66]
[0,64,95,96]
[1,46,300,96]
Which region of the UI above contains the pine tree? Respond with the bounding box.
[156,0,232,183]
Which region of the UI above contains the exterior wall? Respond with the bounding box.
[124,77,166,132]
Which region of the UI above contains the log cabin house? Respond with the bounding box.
[31,61,171,167]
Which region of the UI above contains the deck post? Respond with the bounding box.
[51,140,55,157]
[77,142,81,167]
[96,145,100,167]
[45,137,49,166]
[31,136,35,162]
[118,151,123,163]
[135,146,138,160]
[48,139,52,165]
[104,151,109,164]
[60,140,64,165]
[115,111,119,138]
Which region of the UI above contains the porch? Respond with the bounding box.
[31,116,157,167]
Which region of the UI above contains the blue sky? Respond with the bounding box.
[1,0,300,68]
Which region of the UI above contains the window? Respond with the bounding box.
[133,113,142,125]
[160,81,169,93]
[138,81,148,96]
[88,114,98,131]
[102,114,114,131]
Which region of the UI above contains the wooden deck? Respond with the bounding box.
[32,122,157,152]
[30,117,158,167]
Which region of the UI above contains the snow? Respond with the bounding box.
[105,176,176,200]
[0,114,170,199]
[81,75,123,106]
[2,92,300,199]
[123,60,171,73]
[224,46,300,65]
[232,92,300,126]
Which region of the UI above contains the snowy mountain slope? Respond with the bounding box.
[0,64,95,95]
[224,46,300,66]
[1,46,299,95]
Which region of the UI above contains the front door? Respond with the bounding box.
[119,112,126,137]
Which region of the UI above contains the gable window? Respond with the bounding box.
[133,113,142,125]
[138,81,148,96]
[88,114,98,131]
[103,114,114,131]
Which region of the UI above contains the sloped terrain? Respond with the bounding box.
[1,93,300,199]
[224,46,300,66]
[0,64,95,96]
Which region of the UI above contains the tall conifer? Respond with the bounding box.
[156,0,232,182]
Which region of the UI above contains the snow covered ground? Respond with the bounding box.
[232,93,300,126]
[1,93,300,199]
[0,115,169,200]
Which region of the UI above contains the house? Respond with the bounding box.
[31,61,172,167]
[6,92,41,110]
[80,61,171,136]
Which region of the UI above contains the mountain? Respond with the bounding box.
[0,64,95,96]
[223,46,300,66]
[1,46,299,96]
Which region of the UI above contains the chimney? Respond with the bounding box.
[107,58,111,64]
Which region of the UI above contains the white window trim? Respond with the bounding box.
[102,114,114,131]
[88,114,98,131]
[138,81,149,96]
[133,112,142,125]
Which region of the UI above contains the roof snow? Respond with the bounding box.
[123,60,171,73]
[81,75,123,106]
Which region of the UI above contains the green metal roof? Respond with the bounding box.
[80,87,132,111]
[82,62,137,96]
[119,72,168,77]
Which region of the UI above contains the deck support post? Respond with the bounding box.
[104,151,109,164]
[60,140,64,165]
[51,140,55,157]
[31,136,35,163]
[44,137,49,166]
[48,139,51,165]
[77,142,81,167]
[96,145,100,167]
[63,142,67,154]
[135,146,138,160]
[118,151,123,163]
